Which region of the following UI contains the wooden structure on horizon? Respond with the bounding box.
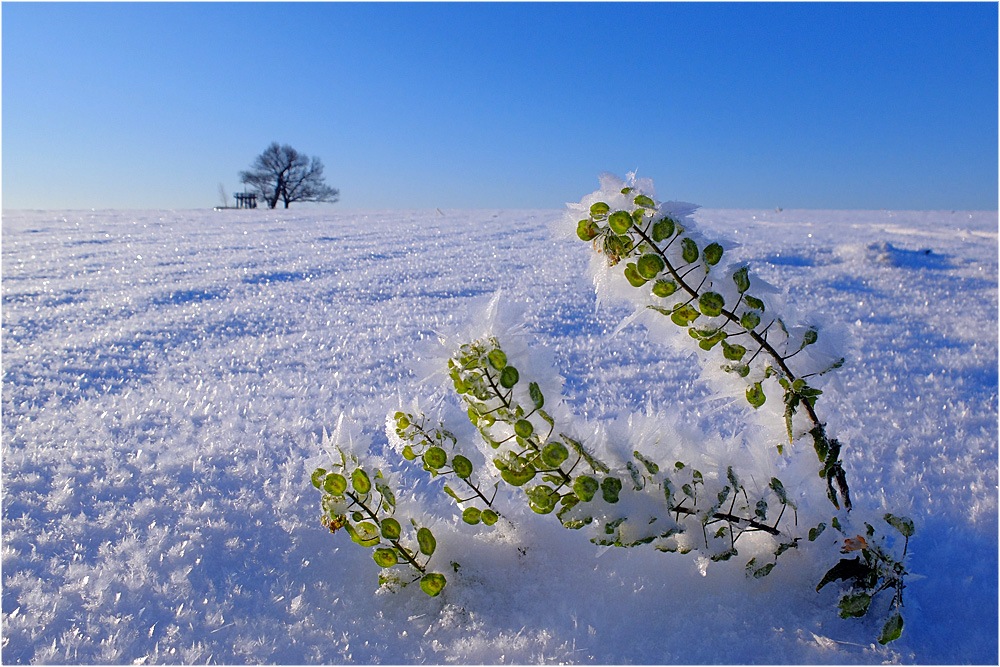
[235,192,257,209]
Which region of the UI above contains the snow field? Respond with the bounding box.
[1,205,996,663]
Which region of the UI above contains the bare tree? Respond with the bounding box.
[239,142,339,209]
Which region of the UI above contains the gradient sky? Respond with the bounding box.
[3,1,997,211]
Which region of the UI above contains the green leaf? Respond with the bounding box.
[884,513,915,538]
[323,472,348,495]
[633,450,659,475]
[350,521,381,547]
[401,444,417,461]
[670,304,700,327]
[608,211,633,234]
[528,382,544,409]
[589,202,610,219]
[878,612,904,644]
[652,279,678,298]
[769,477,788,504]
[423,446,448,470]
[681,237,699,264]
[373,548,398,567]
[740,311,761,331]
[633,194,655,208]
[541,442,569,468]
[802,328,818,347]
[838,592,872,619]
[721,340,747,361]
[416,527,437,556]
[732,266,750,293]
[755,499,768,520]
[526,484,557,514]
[514,419,534,439]
[703,242,724,266]
[499,366,519,388]
[601,476,622,503]
[451,454,473,479]
[816,557,870,592]
[745,558,775,579]
[350,469,371,494]
[462,507,482,525]
[501,467,536,487]
[487,349,507,371]
[699,292,725,317]
[576,219,598,241]
[652,216,676,242]
[744,295,765,312]
[481,509,499,525]
[573,475,599,502]
[311,468,327,489]
[636,253,666,279]
[381,517,402,540]
[420,572,447,597]
[809,523,827,541]
[624,264,648,287]
[746,382,766,409]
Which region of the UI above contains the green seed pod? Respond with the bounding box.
[703,242,724,266]
[352,521,380,547]
[373,548,398,567]
[481,509,499,525]
[652,279,677,297]
[423,446,448,470]
[681,237,699,264]
[395,412,410,430]
[526,484,557,514]
[636,253,666,279]
[624,264,648,287]
[590,202,610,219]
[573,475,599,502]
[451,454,473,479]
[576,219,597,241]
[699,292,725,317]
[501,467,536,487]
[380,517,402,540]
[541,442,569,467]
[741,311,761,331]
[514,419,534,439]
[462,507,482,525]
[633,194,655,208]
[419,572,447,597]
[608,211,633,234]
[670,304,700,326]
[311,468,328,489]
[601,476,623,503]
[732,266,751,293]
[499,366,519,388]
[324,472,348,495]
[487,349,507,371]
[746,383,766,409]
[416,527,436,556]
[722,341,747,361]
[652,216,675,242]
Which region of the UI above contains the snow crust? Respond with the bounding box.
[2,205,996,663]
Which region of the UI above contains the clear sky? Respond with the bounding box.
[3,1,997,211]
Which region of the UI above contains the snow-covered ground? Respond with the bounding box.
[2,203,996,664]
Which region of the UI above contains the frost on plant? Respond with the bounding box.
[309,174,913,644]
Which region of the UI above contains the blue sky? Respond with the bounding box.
[3,2,997,210]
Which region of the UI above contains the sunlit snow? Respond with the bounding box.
[2,205,996,663]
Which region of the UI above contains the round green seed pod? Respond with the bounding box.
[541,442,569,468]
[652,280,678,298]
[324,472,348,495]
[589,202,610,218]
[514,419,534,439]
[636,253,666,279]
[451,454,473,479]
[481,509,499,525]
[608,211,633,234]
[573,475,599,502]
[462,507,482,525]
[373,548,398,567]
[601,476,623,503]
[419,572,447,597]
[311,468,327,489]
[423,446,448,469]
[380,517,402,540]
[416,527,436,556]
[499,366,519,388]
[351,469,372,494]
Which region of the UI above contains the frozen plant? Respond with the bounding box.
[309,174,913,644]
